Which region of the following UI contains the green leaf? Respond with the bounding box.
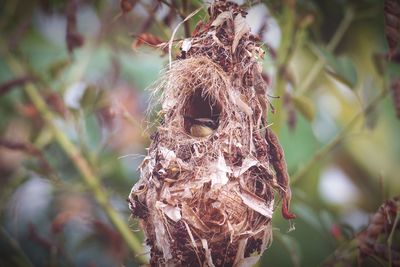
[311,45,358,88]
[292,95,316,121]
[275,232,301,267]
[293,203,323,233]
[326,56,358,88]
[361,77,379,130]
[80,85,98,112]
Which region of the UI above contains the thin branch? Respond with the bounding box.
[270,4,296,134]
[291,87,388,184]
[182,0,191,38]
[0,138,57,180]
[296,7,354,95]
[2,51,147,264]
[0,226,35,267]
[26,84,146,263]
[0,76,34,95]
[387,206,400,267]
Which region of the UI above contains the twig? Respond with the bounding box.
[296,7,354,95]
[26,84,146,263]
[2,52,147,264]
[66,0,84,53]
[272,6,354,136]
[387,206,400,267]
[168,7,202,68]
[270,4,296,134]
[0,138,57,179]
[291,87,388,184]
[182,0,191,37]
[0,226,35,267]
[0,76,34,95]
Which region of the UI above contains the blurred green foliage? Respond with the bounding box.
[0,0,399,266]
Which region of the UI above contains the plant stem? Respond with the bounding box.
[291,87,388,184]
[3,52,147,264]
[387,205,400,267]
[296,7,354,95]
[271,5,296,135]
[0,226,35,267]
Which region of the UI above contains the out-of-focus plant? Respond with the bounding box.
[0,0,399,266]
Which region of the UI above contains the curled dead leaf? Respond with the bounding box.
[384,0,400,58]
[132,33,166,50]
[232,14,250,52]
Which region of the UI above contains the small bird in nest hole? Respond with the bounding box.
[184,116,218,137]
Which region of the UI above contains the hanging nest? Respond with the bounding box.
[128,1,295,266]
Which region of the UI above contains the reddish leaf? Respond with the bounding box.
[384,0,400,58]
[66,0,84,53]
[120,0,134,14]
[46,93,67,117]
[132,33,165,49]
[284,92,297,131]
[51,212,75,234]
[28,223,53,251]
[261,72,271,87]
[265,128,296,220]
[391,78,400,118]
[0,76,34,95]
[192,20,204,37]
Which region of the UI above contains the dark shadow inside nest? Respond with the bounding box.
[182,89,222,135]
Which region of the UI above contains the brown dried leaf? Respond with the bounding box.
[0,76,34,95]
[211,10,232,27]
[201,239,216,267]
[384,0,400,58]
[120,0,134,14]
[229,91,253,116]
[132,33,166,49]
[155,201,181,222]
[238,188,273,218]
[391,79,400,118]
[181,203,210,232]
[232,14,250,52]
[66,0,84,53]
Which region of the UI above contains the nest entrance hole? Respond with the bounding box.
[183,89,222,133]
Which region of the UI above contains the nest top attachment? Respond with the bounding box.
[153,0,269,142]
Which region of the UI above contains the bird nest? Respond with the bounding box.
[129,1,294,266]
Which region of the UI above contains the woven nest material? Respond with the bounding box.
[129,1,295,266]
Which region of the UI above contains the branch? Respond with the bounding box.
[2,52,147,264]
[272,6,354,138]
[291,87,388,184]
[0,226,35,267]
[0,138,57,180]
[296,7,354,95]
[388,206,400,266]
[270,5,296,134]
[0,76,34,95]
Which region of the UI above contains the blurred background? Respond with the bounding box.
[0,0,399,266]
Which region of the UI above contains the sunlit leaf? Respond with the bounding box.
[80,85,98,111]
[48,58,71,79]
[361,77,379,129]
[372,53,386,76]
